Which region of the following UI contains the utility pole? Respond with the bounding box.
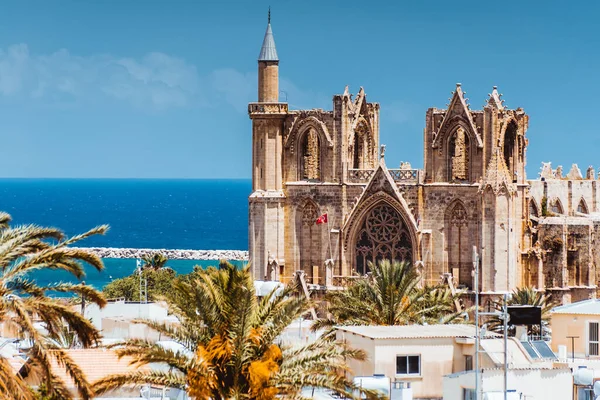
[503,293,509,400]
[473,246,480,400]
[478,289,510,400]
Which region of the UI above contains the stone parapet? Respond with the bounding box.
[248,102,288,116]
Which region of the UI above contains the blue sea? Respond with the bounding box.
[0,179,251,290]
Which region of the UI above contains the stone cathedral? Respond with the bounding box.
[248,18,600,304]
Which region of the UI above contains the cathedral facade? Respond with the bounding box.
[248,18,599,303]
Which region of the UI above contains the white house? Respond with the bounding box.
[335,325,499,399]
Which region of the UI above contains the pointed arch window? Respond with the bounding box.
[529,199,539,217]
[448,127,469,182]
[298,200,322,283]
[503,121,518,178]
[300,128,321,181]
[578,198,589,214]
[354,203,412,275]
[352,121,372,169]
[550,198,564,215]
[445,201,471,288]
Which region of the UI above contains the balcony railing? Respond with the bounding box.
[348,169,375,182]
[348,168,419,183]
[248,102,288,114]
[389,168,418,182]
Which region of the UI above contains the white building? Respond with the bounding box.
[336,325,499,399]
[336,324,574,400]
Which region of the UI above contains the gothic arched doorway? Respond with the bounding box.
[354,202,413,275]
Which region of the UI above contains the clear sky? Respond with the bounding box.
[0,0,598,179]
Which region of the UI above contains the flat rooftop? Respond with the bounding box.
[336,324,498,340]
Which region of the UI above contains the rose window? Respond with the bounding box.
[355,203,412,275]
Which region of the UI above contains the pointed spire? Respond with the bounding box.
[258,8,279,62]
[487,85,504,110]
[433,83,483,149]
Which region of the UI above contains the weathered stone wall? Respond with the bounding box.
[419,184,481,288]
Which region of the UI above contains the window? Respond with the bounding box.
[589,322,599,356]
[464,388,476,400]
[396,355,420,375]
[464,355,473,371]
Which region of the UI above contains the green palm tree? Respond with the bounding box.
[313,260,468,335]
[93,261,368,399]
[0,212,108,399]
[141,252,170,270]
[487,287,555,337]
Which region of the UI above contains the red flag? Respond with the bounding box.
[316,213,328,225]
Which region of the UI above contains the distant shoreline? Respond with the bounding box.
[72,247,249,261]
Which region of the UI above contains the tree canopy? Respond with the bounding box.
[313,260,469,336]
[93,261,371,399]
[0,211,108,399]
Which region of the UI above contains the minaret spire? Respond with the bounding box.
[258,8,278,61]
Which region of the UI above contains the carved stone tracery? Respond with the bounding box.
[354,203,413,275]
[302,129,320,180]
[450,127,468,181]
[302,201,318,226]
[450,203,468,227]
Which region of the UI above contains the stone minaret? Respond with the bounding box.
[248,11,288,280]
[257,10,278,103]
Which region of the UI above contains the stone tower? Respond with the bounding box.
[248,13,288,280]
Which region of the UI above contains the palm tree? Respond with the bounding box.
[93,261,368,399]
[313,260,468,335]
[487,287,555,337]
[0,212,108,400]
[141,252,170,271]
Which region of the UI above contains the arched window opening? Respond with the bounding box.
[503,121,518,178]
[298,201,321,284]
[301,129,320,181]
[529,199,539,217]
[550,198,564,215]
[352,122,371,169]
[445,201,471,289]
[448,127,469,182]
[578,198,589,214]
[354,203,412,275]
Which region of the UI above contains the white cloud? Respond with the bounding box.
[0,43,326,113]
[210,68,254,113]
[0,44,201,110]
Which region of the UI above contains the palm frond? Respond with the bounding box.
[93,370,186,396]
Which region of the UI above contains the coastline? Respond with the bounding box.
[72,247,249,261]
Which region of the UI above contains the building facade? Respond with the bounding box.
[248,17,600,303]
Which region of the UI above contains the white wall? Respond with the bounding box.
[443,368,573,400]
[79,300,170,330]
[337,332,460,400]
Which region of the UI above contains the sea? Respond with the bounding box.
[0,179,251,291]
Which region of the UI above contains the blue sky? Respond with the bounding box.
[0,0,598,178]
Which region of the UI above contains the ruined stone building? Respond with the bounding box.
[248,17,600,303]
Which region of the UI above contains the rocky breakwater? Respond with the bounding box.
[72,247,249,261]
